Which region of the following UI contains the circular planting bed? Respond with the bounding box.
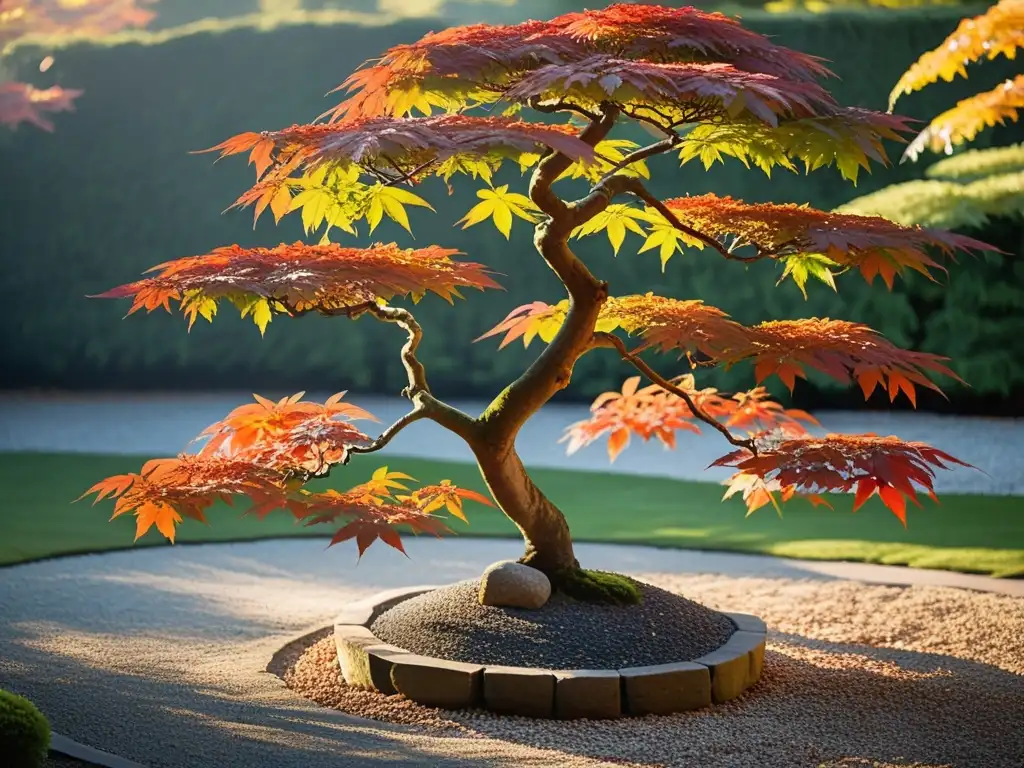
[334,578,767,719]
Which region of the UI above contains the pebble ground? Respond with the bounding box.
[3,539,1021,768]
[370,578,736,668]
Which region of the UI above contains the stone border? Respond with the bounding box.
[334,584,767,719]
[50,732,149,767]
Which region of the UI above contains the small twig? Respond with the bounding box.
[527,97,602,123]
[281,299,478,440]
[594,135,682,186]
[380,155,435,187]
[592,331,758,456]
[361,163,399,185]
[621,178,765,263]
[346,407,430,460]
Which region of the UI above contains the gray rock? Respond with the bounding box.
[477,560,551,609]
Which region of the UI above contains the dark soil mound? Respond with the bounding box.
[370,578,736,669]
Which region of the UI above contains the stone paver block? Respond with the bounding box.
[694,630,765,703]
[336,585,768,717]
[748,636,766,686]
[554,670,621,719]
[483,666,555,718]
[725,612,768,636]
[619,661,711,715]
[334,625,406,694]
[390,654,483,709]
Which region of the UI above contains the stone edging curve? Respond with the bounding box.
[334,584,767,719]
[50,732,149,768]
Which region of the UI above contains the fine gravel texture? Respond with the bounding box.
[2,538,1022,768]
[370,578,736,667]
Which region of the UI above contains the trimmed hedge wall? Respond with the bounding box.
[2,6,1021,413]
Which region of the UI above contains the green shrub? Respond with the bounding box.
[0,689,51,768]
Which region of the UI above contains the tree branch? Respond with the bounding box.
[567,173,638,226]
[594,135,682,186]
[529,102,620,220]
[356,303,430,397]
[527,97,601,123]
[618,178,766,263]
[592,331,758,455]
[346,406,430,460]
[287,299,478,441]
[479,104,621,445]
[351,302,478,439]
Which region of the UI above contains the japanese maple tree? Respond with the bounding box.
[83,3,989,602]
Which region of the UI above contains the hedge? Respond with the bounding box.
[2,6,1021,413]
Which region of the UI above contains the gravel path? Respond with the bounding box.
[1,538,1021,768]
[2,391,1021,494]
[371,579,735,668]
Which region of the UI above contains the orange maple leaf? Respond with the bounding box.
[91,242,502,330]
[889,0,1024,108]
[562,374,815,461]
[660,194,992,288]
[714,433,973,525]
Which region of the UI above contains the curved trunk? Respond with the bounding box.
[472,443,578,575]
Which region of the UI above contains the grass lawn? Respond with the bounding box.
[2,451,1022,577]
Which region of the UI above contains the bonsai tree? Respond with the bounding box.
[82,3,988,603]
[840,0,1024,229]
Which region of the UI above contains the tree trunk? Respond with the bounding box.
[472,443,578,575]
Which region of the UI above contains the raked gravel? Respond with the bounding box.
[370,578,736,668]
[1,538,1021,768]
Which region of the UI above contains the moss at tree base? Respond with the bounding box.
[549,568,642,606]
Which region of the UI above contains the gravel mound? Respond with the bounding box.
[370,577,736,668]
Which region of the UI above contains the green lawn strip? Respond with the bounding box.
[2,452,1022,577]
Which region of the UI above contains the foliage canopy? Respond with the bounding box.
[83,3,989,567]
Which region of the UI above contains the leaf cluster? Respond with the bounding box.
[561,373,818,461]
[480,293,963,406]
[889,0,1024,109]
[92,241,502,334]
[839,170,1024,230]
[713,433,972,524]
[205,115,594,233]
[325,3,833,123]
[890,0,1024,160]
[78,392,494,554]
[0,82,81,132]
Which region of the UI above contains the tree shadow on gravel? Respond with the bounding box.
[446,634,1024,768]
[0,628,526,768]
